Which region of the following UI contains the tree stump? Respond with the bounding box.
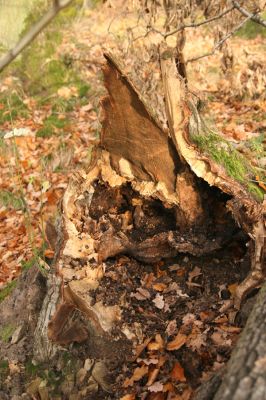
[0,48,264,399]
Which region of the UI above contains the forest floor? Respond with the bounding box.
[0,2,265,399]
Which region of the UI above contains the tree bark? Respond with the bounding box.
[213,281,266,400]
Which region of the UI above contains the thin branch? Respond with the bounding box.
[186,16,250,63]
[164,6,236,38]
[232,0,266,28]
[132,6,236,40]
[0,0,73,73]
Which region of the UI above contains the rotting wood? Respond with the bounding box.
[29,49,265,399]
[159,44,265,306]
[45,48,263,352]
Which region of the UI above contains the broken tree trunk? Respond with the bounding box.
[159,45,265,307]
[13,49,264,398]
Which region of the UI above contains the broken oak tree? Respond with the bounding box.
[33,49,265,398]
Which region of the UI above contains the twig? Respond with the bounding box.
[131,6,236,41]
[232,0,266,28]
[164,6,236,38]
[186,16,250,63]
[0,0,73,73]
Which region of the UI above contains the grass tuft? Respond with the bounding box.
[0,324,15,342]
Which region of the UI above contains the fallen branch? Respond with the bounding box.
[0,0,73,73]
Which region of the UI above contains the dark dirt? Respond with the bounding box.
[79,179,252,399]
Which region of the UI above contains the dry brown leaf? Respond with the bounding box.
[219,325,241,333]
[147,334,164,351]
[123,365,148,387]
[133,337,151,361]
[166,333,187,351]
[148,342,162,351]
[120,395,135,400]
[158,355,167,368]
[132,287,151,301]
[152,294,165,310]
[228,283,238,295]
[214,316,228,324]
[44,248,55,258]
[142,272,156,288]
[166,320,177,337]
[187,266,202,287]
[147,368,160,386]
[163,382,174,392]
[211,331,232,347]
[170,362,186,382]
[147,393,165,400]
[153,283,167,291]
[199,310,215,322]
[148,381,164,392]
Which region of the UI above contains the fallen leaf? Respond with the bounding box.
[187,266,202,287]
[147,393,165,400]
[199,310,216,322]
[147,334,164,351]
[167,333,187,351]
[166,320,177,337]
[163,382,174,392]
[147,368,160,386]
[214,316,228,324]
[123,365,148,387]
[153,283,167,291]
[228,283,238,295]
[133,337,152,361]
[131,287,151,300]
[152,294,165,310]
[148,381,164,392]
[120,395,135,400]
[219,325,241,333]
[171,362,186,382]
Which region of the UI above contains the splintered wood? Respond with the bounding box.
[43,49,265,399]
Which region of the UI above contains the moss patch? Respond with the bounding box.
[190,127,265,202]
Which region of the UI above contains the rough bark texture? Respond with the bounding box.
[214,281,266,400]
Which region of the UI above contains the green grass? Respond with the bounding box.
[0,92,29,123]
[236,13,266,39]
[0,360,9,381]
[246,133,265,157]
[0,280,17,304]
[0,256,41,305]
[0,0,91,130]
[36,114,70,138]
[0,324,16,342]
[0,190,26,210]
